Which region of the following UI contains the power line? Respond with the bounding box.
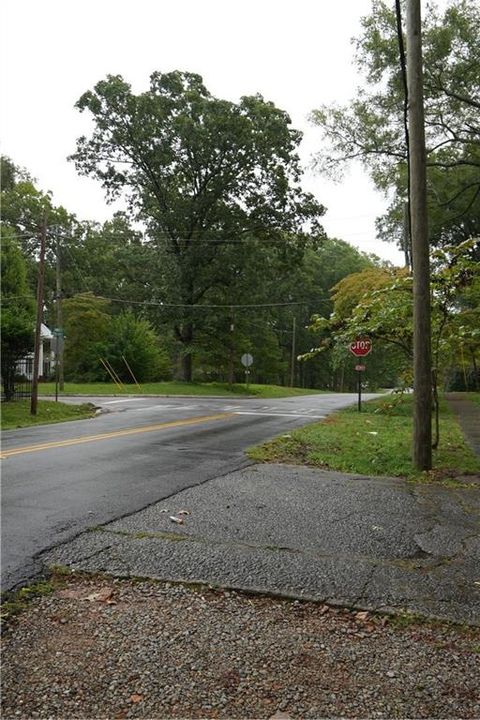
[96,295,310,309]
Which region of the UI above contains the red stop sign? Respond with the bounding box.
[349,338,372,357]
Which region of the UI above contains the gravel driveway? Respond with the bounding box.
[2,575,479,719]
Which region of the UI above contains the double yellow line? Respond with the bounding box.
[1,413,234,459]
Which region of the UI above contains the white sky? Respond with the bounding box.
[1,0,404,265]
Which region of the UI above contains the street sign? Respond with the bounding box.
[349,338,372,357]
[355,364,366,372]
[241,353,253,367]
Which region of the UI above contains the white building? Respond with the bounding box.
[17,323,54,380]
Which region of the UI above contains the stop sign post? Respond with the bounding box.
[349,338,372,412]
[241,353,253,390]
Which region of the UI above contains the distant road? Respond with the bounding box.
[1,392,381,590]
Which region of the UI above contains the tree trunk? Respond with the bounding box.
[432,369,440,449]
[181,322,193,382]
[182,353,192,383]
[471,349,479,390]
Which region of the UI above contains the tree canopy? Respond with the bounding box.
[1,232,35,400]
[306,238,480,395]
[70,70,326,379]
[2,154,375,390]
[311,0,480,258]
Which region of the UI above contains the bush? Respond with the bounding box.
[99,311,171,383]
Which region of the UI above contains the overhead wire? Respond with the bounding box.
[95,295,311,310]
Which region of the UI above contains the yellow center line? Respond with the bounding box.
[0,413,235,459]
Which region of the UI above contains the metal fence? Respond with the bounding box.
[1,357,33,401]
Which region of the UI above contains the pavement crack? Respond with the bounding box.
[352,565,376,604]
[83,526,402,570]
[93,526,303,556]
[86,457,254,536]
[460,531,480,554]
[42,542,116,572]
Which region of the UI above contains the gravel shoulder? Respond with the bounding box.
[3,425,480,719]
[2,574,479,720]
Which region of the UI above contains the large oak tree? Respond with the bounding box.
[70,71,325,380]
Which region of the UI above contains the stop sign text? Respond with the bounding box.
[349,338,372,357]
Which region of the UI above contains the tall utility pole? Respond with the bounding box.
[290,315,296,387]
[31,215,47,416]
[55,233,65,391]
[406,0,432,470]
[228,308,235,389]
[402,201,411,269]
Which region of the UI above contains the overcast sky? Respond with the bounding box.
[1,0,405,264]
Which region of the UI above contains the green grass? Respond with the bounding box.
[1,579,58,624]
[37,381,327,399]
[1,400,96,430]
[248,394,480,482]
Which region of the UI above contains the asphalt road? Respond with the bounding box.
[1,392,379,591]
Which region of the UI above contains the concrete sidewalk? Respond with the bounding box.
[446,393,480,457]
[42,463,480,625]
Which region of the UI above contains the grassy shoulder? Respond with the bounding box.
[248,394,480,482]
[1,400,97,430]
[38,381,328,399]
[466,392,480,407]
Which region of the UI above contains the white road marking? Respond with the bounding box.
[234,411,326,419]
[223,405,242,410]
[103,398,141,405]
[131,404,198,412]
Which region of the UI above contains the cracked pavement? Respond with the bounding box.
[42,463,480,625]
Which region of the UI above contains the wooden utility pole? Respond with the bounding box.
[30,215,47,416]
[406,0,432,470]
[55,233,65,391]
[290,315,296,387]
[402,201,411,269]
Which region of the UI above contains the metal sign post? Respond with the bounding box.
[241,353,253,391]
[52,329,64,402]
[349,338,372,413]
[355,364,366,412]
[55,350,59,403]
